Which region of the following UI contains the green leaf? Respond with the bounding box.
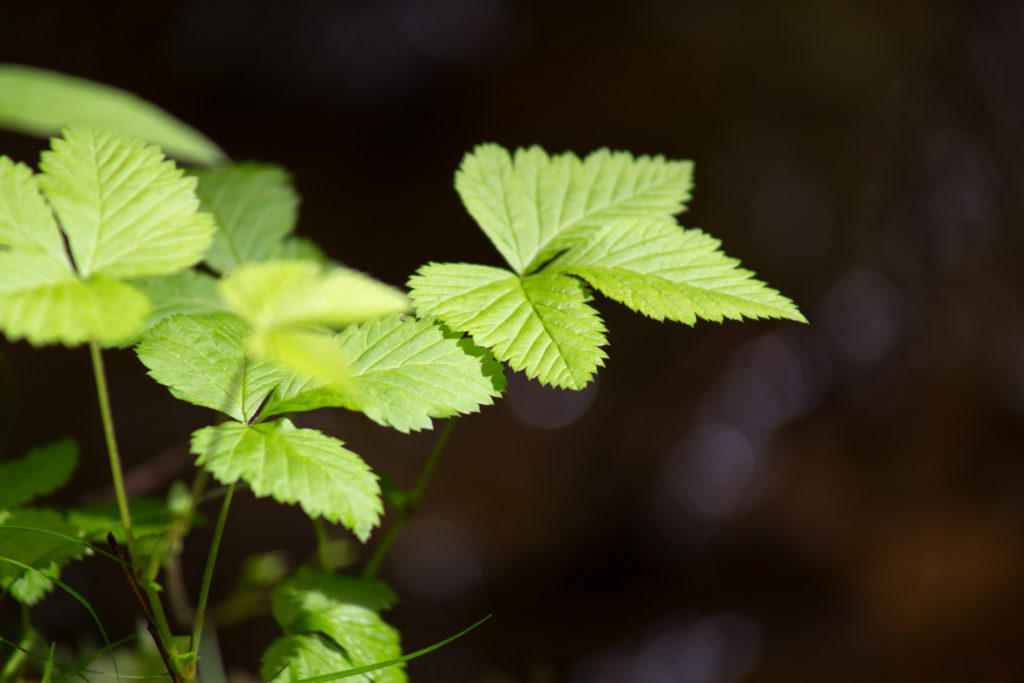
[264,568,405,683]
[68,497,196,543]
[0,508,86,606]
[408,263,606,389]
[262,634,375,683]
[0,258,150,346]
[220,260,409,387]
[193,163,300,274]
[0,156,72,268]
[191,419,381,541]
[456,144,693,274]
[270,236,328,262]
[221,261,409,331]
[0,439,77,509]
[136,314,286,422]
[550,218,807,324]
[262,316,506,432]
[132,269,227,329]
[38,125,216,279]
[0,64,226,165]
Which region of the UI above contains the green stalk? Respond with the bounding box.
[190,482,235,655]
[88,339,136,560]
[362,418,457,579]
[0,604,34,683]
[313,517,331,572]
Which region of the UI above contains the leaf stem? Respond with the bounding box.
[190,481,235,655]
[362,417,457,579]
[313,517,331,572]
[0,604,34,683]
[89,339,136,560]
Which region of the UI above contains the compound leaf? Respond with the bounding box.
[263,568,405,683]
[456,144,693,275]
[408,263,606,389]
[0,64,225,166]
[191,419,381,541]
[551,218,807,324]
[38,125,216,279]
[193,163,300,274]
[0,439,77,510]
[136,314,285,422]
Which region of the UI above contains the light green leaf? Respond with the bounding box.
[249,327,351,391]
[408,263,606,389]
[263,568,405,683]
[0,156,72,268]
[132,269,227,329]
[0,258,150,346]
[193,163,300,274]
[0,439,77,510]
[136,314,285,422]
[221,260,410,331]
[38,125,216,279]
[191,419,381,541]
[262,316,507,431]
[0,508,86,606]
[0,64,226,165]
[456,144,693,274]
[551,218,807,324]
[270,236,328,262]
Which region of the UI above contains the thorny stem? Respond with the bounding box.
[191,482,235,656]
[362,417,457,579]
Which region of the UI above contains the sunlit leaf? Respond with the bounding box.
[409,263,606,389]
[191,419,380,541]
[456,144,693,274]
[136,314,285,422]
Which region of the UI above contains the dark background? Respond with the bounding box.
[3,1,1024,681]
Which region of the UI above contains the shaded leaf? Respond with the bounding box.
[0,439,77,510]
[0,508,86,606]
[0,64,225,165]
[193,163,300,274]
[132,269,227,330]
[551,218,807,324]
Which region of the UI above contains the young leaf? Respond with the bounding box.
[38,125,216,279]
[132,269,227,330]
[136,314,285,422]
[192,163,300,274]
[220,260,409,387]
[0,439,77,510]
[191,419,381,541]
[456,144,693,274]
[549,218,807,324]
[0,508,86,605]
[264,568,405,683]
[0,64,226,166]
[408,263,607,389]
[262,316,507,432]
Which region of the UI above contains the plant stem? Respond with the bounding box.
[0,604,34,683]
[362,418,457,579]
[191,482,235,655]
[313,517,331,572]
[89,340,136,561]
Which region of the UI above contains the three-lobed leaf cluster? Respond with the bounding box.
[409,144,805,389]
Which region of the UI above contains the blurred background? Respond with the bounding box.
[3,1,1024,681]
